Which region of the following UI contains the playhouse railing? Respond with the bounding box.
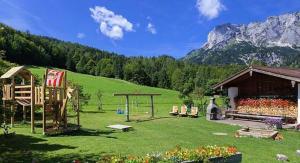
[35,86,44,105]
[34,86,65,105]
[46,87,64,102]
[14,85,31,100]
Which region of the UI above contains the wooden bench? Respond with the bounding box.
[226,112,285,121]
[227,113,267,120]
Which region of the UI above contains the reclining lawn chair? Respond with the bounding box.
[179,105,188,117]
[188,107,199,118]
[169,106,179,115]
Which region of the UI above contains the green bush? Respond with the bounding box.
[183,98,194,109]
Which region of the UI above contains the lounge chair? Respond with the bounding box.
[179,105,188,116]
[189,107,199,118]
[169,106,179,115]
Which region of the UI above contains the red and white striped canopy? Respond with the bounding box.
[46,69,64,87]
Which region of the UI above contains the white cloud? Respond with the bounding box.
[147,23,156,34]
[196,0,226,20]
[89,6,133,40]
[77,32,85,39]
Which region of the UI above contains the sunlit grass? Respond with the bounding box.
[0,67,298,162]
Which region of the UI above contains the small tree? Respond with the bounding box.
[1,123,10,136]
[68,81,91,109]
[183,98,194,109]
[222,96,231,109]
[96,89,103,111]
[193,87,207,116]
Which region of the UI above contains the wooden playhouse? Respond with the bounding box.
[1,66,80,135]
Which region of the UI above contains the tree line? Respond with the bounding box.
[0,23,244,97]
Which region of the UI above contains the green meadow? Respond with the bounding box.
[0,67,299,162]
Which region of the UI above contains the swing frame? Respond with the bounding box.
[113,93,161,122]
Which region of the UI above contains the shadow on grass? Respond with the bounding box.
[40,153,103,163]
[81,110,107,114]
[0,134,76,162]
[56,128,117,139]
[134,116,177,123]
[82,108,127,114]
[34,122,79,128]
[7,111,43,124]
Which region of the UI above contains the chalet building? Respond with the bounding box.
[213,66,300,124]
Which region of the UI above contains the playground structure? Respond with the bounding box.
[113,93,161,121]
[1,66,80,135]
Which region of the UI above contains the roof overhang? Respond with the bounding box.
[213,66,300,90]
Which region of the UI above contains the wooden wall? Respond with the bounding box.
[226,72,297,98]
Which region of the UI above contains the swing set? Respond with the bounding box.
[113,93,161,121]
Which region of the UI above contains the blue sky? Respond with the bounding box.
[0,0,300,58]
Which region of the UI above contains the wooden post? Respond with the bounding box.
[23,106,26,122]
[2,99,5,125]
[76,89,80,127]
[42,70,47,135]
[22,77,26,123]
[30,75,35,133]
[10,104,14,128]
[10,77,15,128]
[125,95,129,122]
[48,88,52,103]
[150,95,154,118]
[42,97,46,134]
[11,77,15,100]
[2,80,6,124]
[63,71,67,129]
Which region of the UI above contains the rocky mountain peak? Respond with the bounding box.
[184,12,300,66]
[203,12,300,50]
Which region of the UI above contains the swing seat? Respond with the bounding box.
[116,109,124,114]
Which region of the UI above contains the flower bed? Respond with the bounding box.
[98,146,241,163]
[296,124,300,131]
[236,98,297,117]
[264,117,283,129]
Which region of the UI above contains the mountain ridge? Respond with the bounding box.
[184,12,300,66]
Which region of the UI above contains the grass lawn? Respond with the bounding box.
[0,67,299,162]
